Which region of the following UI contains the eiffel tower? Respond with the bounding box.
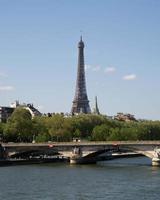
[71,37,91,114]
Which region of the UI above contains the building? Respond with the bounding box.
[114,112,137,122]
[24,104,42,118]
[0,101,42,122]
[0,107,14,123]
[71,37,91,114]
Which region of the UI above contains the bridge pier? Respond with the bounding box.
[70,147,97,164]
[70,147,88,164]
[70,147,82,164]
[0,144,7,160]
[152,158,160,166]
[151,148,160,166]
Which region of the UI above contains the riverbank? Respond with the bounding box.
[0,157,69,166]
[0,153,144,166]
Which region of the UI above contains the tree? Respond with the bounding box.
[4,108,34,142]
[92,124,111,141]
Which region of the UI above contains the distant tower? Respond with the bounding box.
[93,96,100,115]
[71,37,91,114]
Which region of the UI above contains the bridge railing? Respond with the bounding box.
[3,141,160,147]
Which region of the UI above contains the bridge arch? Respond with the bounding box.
[82,145,154,160]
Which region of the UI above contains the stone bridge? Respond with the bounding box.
[2,141,160,165]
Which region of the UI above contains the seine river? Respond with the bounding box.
[0,157,160,200]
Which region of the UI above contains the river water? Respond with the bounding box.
[0,157,160,200]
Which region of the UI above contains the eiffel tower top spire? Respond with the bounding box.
[78,35,84,48]
[71,37,91,114]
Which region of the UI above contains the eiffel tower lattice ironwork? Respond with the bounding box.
[71,37,91,114]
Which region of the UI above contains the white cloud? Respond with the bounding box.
[0,86,14,91]
[0,72,7,78]
[85,64,101,72]
[92,65,101,71]
[123,74,137,81]
[104,67,116,74]
[85,65,91,71]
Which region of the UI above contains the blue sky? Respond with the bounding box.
[0,0,160,120]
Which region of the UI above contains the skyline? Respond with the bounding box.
[0,0,160,120]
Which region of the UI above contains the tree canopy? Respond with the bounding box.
[1,109,160,142]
